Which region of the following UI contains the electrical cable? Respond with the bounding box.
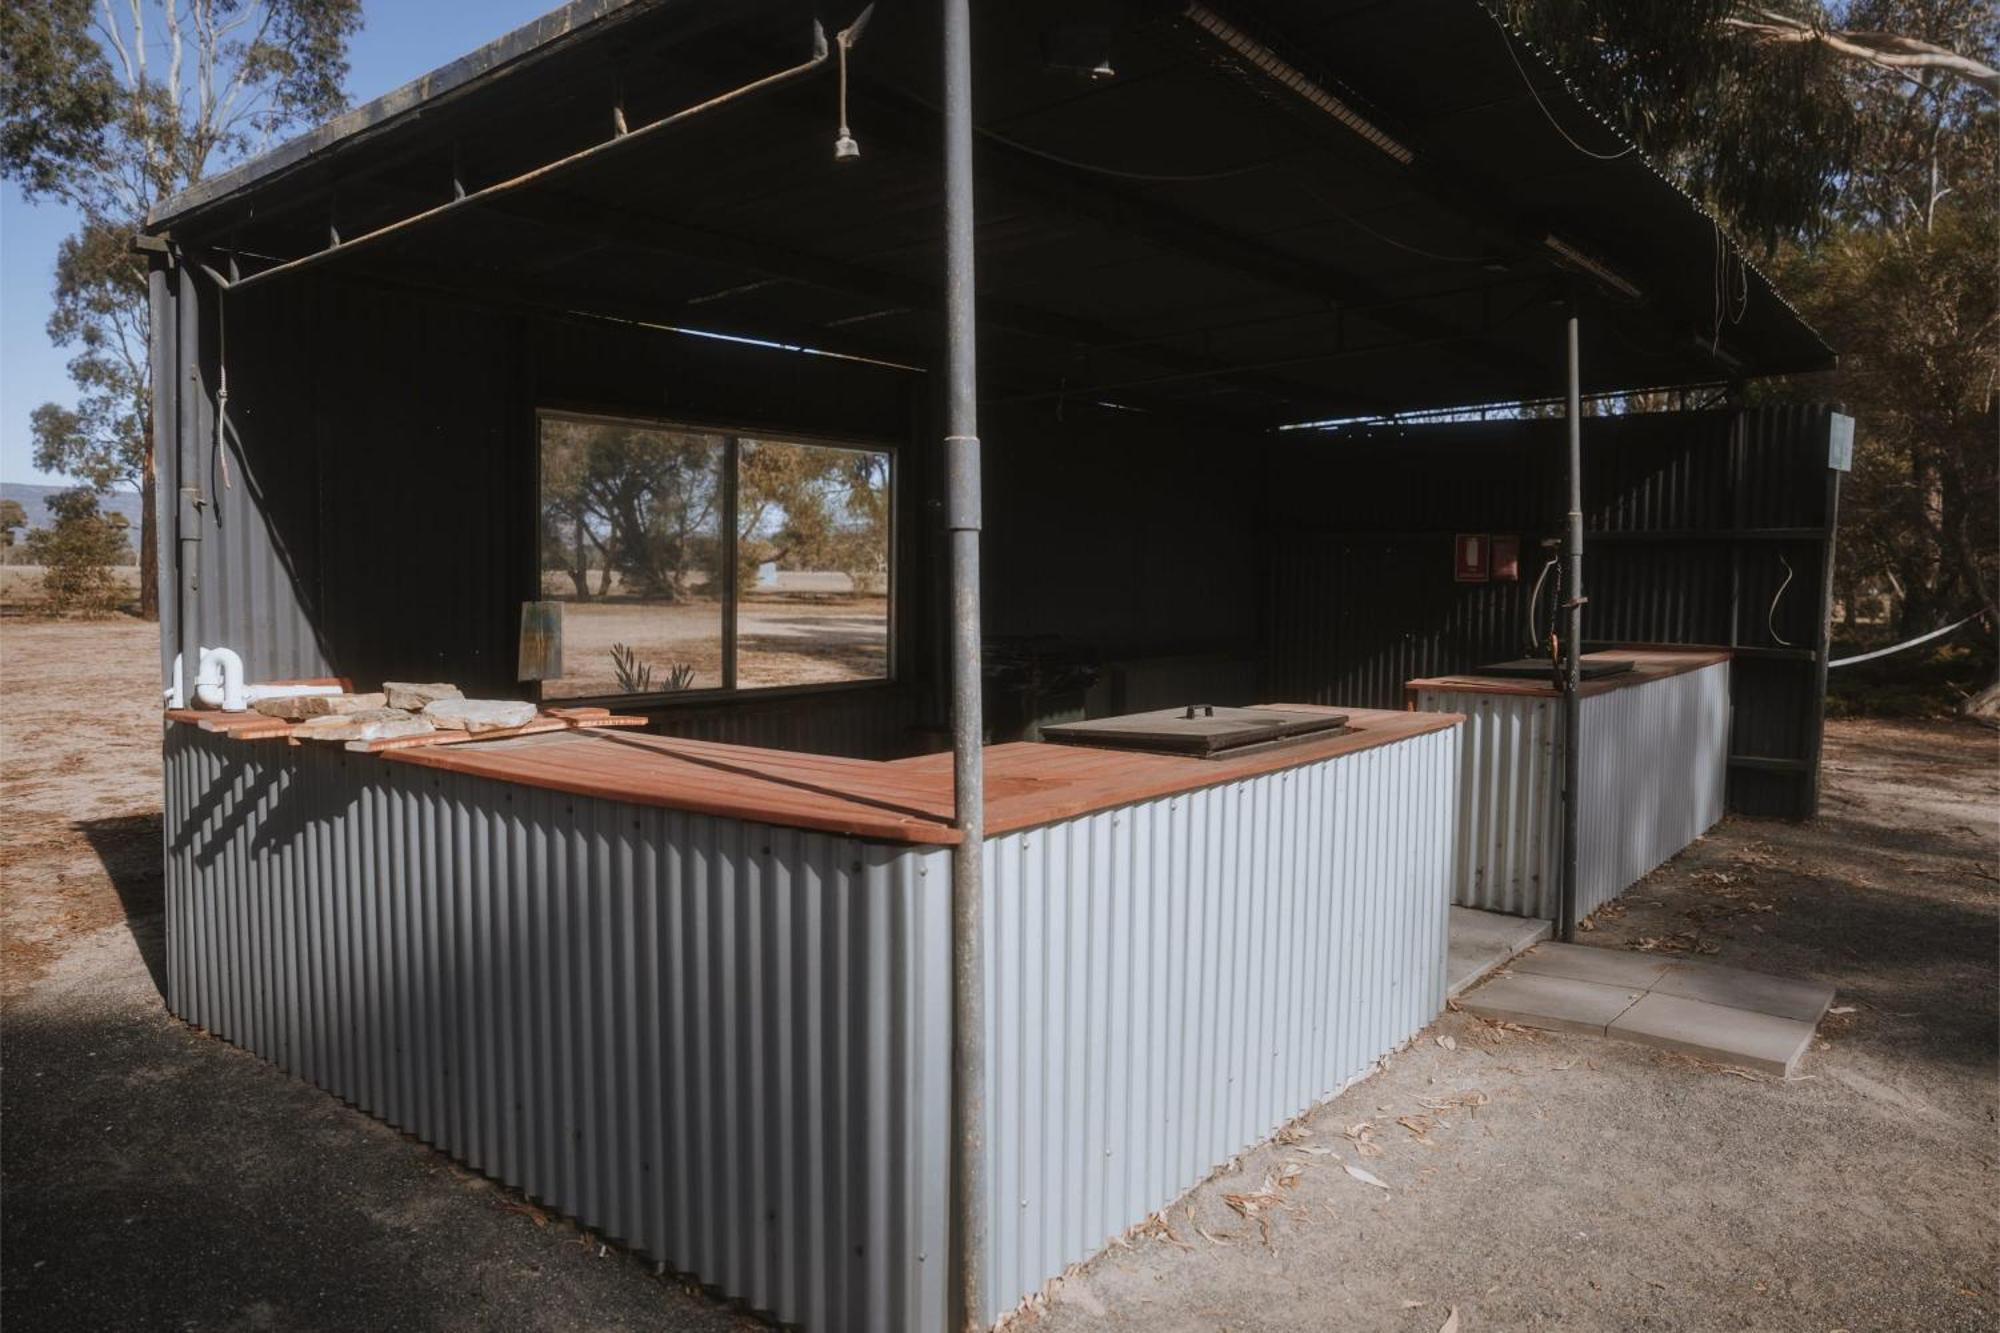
[1485,9,1636,162]
[1527,556,1557,654]
[1767,554,1795,646]
[212,269,233,496]
[1828,610,1988,668]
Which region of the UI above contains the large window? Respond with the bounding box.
[538,412,891,700]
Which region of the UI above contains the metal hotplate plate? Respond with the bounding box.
[1469,658,1636,680]
[1040,705,1350,757]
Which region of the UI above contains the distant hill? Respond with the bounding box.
[1,482,146,533]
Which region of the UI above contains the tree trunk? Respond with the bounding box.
[138,454,159,620]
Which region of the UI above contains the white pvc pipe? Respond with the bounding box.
[176,646,343,712]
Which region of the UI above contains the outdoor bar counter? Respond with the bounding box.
[163,705,1462,1328]
[1407,648,1731,926]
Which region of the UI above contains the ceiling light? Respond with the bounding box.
[1183,3,1415,166]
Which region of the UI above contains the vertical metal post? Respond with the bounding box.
[175,256,205,704]
[941,0,987,1328]
[1559,311,1583,941]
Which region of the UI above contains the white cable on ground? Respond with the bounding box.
[1827,611,1987,668]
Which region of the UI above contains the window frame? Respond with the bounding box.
[533,406,898,709]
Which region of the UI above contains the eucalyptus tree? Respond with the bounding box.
[1,0,361,619]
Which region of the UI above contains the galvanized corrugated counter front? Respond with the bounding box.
[164,724,952,1330]
[977,722,1458,1321]
[1410,651,1730,925]
[164,711,1462,1329]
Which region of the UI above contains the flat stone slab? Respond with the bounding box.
[251,692,386,720]
[383,681,463,711]
[1447,907,1551,997]
[1511,941,1678,990]
[1458,971,1644,1035]
[423,699,538,733]
[1650,958,1835,1024]
[291,709,432,743]
[1608,992,1817,1076]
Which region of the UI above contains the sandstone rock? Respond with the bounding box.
[250,691,387,720]
[290,708,432,742]
[422,698,538,734]
[383,680,464,711]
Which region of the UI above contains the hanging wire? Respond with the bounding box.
[1767,553,1795,647]
[212,268,233,495]
[1486,9,1636,162]
[1526,556,1558,654]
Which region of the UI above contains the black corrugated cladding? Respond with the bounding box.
[1262,406,1844,817]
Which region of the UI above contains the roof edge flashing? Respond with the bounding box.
[148,0,676,233]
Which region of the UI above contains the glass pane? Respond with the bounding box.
[539,415,725,698]
[735,438,891,687]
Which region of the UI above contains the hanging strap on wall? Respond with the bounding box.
[1827,610,1988,668]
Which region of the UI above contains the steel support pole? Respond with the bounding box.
[941,0,988,1327]
[1559,312,1583,941]
[175,258,204,705]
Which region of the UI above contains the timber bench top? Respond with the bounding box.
[364,704,1462,846]
[1405,648,1732,702]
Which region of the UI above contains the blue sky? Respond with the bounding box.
[0,0,558,486]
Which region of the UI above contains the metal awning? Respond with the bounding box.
[145,0,1834,427]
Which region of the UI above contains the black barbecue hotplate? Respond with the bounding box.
[1040,705,1350,758]
[1468,658,1636,681]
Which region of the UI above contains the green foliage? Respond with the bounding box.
[541,419,723,601]
[607,644,696,695]
[540,420,891,602]
[1495,0,1859,250]
[609,642,654,693]
[0,499,26,548]
[1777,203,1998,632]
[26,489,132,614]
[737,441,890,594]
[1,0,361,622]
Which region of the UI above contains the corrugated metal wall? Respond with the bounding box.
[1412,663,1728,924]
[163,725,951,1331]
[1265,407,1841,816]
[976,723,1460,1323]
[1418,688,1562,917]
[1575,663,1731,921]
[151,265,922,705]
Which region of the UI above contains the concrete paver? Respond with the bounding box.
[1608,991,1819,1076]
[1509,940,1678,989]
[1650,956,1836,1023]
[1456,970,1644,1034]
[1445,906,1550,996]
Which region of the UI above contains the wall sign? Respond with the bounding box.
[1454,533,1490,582]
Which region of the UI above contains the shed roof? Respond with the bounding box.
[149,0,1833,425]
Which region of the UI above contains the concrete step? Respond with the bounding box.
[1459,941,1834,1076]
[1446,906,1552,998]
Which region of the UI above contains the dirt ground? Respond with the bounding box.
[541,594,889,697]
[2,618,1995,1331]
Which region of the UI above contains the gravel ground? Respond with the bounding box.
[2,619,1995,1331]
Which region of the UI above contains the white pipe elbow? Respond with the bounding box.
[194,646,247,711]
[179,646,345,712]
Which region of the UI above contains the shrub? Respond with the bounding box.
[26,490,131,615]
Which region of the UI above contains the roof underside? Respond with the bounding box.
[151,0,1834,426]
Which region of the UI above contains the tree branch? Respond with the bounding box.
[1724,12,2000,98]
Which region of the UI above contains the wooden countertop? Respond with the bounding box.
[374,705,1461,846]
[1404,648,1732,702]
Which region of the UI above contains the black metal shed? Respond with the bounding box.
[146,4,1849,1323]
